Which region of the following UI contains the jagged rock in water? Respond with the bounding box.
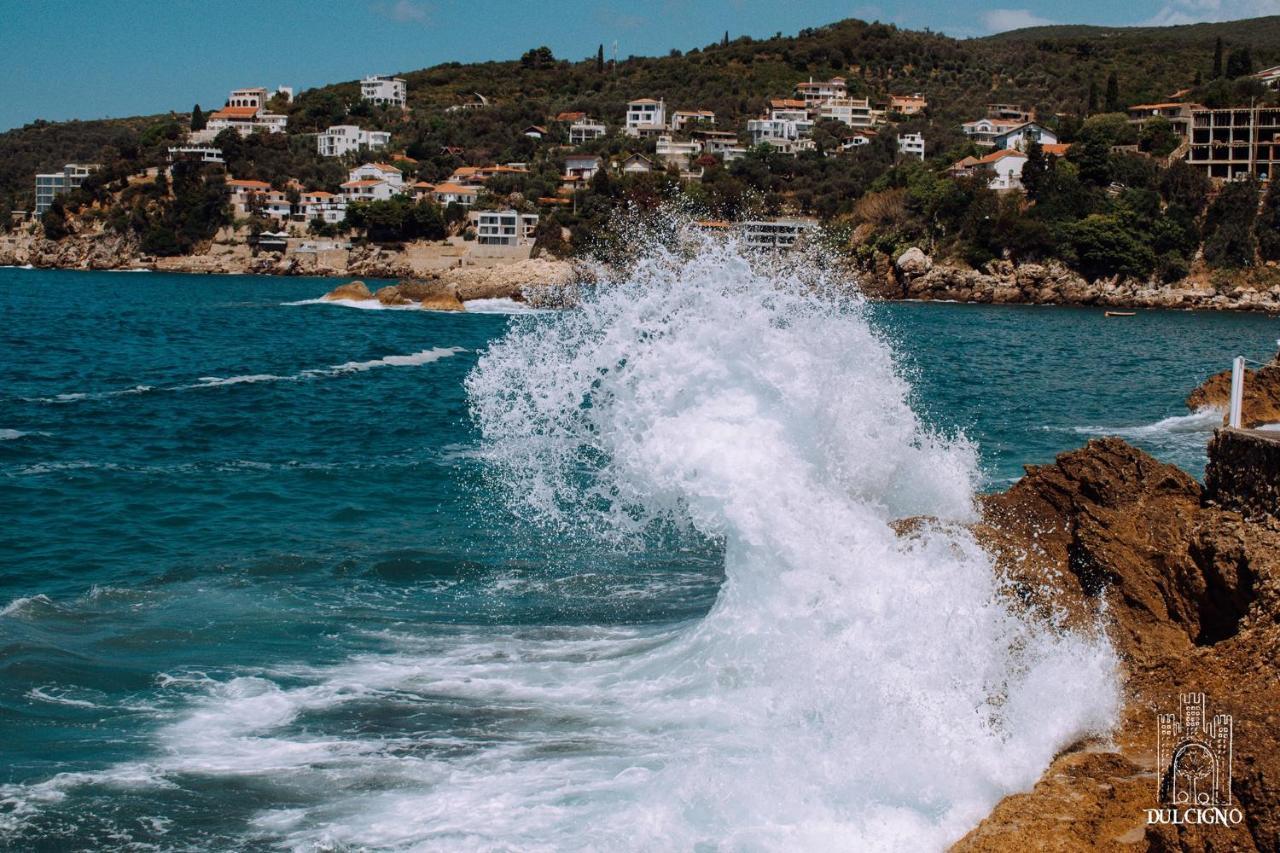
[322,281,372,301]
[1186,357,1280,428]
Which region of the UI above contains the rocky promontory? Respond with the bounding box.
[317,256,580,311]
[952,435,1280,851]
[1186,355,1280,428]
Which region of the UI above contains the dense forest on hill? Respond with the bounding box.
[3,14,1279,282]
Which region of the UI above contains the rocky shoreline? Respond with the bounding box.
[862,247,1280,313]
[5,229,1280,313]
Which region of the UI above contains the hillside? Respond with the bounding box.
[4,13,1279,210]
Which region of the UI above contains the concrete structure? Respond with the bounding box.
[1127,103,1200,139]
[317,125,391,158]
[347,162,404,189]
[739,218,818,249]
[625,99,666,137]
[361,75,407,108]
[298,191,347,224]
[987,103,1035,123]
[167,146,224,164]
[898,132,925,160]
[568,117,607,144]
[961,118,1023,147]
[469,209,538,246]
[34,163,99,215]
[1186,106,1280,182]
[226,179,290,220]
[1253,66,1280,89]
[951,148,1029,191]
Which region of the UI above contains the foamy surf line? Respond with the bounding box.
[287,296,549,314]
[1068,407,1223,438]
[27,348,465,402]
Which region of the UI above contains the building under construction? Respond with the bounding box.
[1187,106,1280,182]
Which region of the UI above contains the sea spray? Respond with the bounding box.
[457,226,1121,849]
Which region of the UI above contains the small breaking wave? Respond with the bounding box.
[1070,407,1223,438]
[25,349,465,403]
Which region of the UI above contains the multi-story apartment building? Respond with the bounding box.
[469,209,539,246]
[316,125,392,157]
[34,163,99,215]
[793,77,847,107]
[1187,105,1280,182]
[1126,103,1200,139]
[167,146,224,164]
[625,99,666,136]
[897,132,925,160]
[817,98,876,129]
[568,117,607,144]
[739,218,818,249]
[361,75,407,108]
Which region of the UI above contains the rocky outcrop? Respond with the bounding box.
[438,257,576,301]
[1187,357,1280,428]
[322,281,371,301]
[419,292,465,311]
[1205,429,1280,521]
[875,249,1280,312]
[955,437,1280,851]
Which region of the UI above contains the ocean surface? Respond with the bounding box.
[1,258,1277,851]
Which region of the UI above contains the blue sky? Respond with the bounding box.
[2,0,1277,131]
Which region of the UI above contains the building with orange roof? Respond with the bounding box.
[889,93,928,115]
[950,148,1029,191]
[431,183,479,207]
[193,87,288,142]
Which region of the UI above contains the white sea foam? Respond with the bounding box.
[0,429,29,440]
[289,295,549,314]
[459,297,549,314]
[1071,406,1224,438]
[27,687,99,709]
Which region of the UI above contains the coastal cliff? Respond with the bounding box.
[953,435,1280,851]
[1186,356,1280,428]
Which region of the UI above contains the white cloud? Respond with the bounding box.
[981,8,1059,32]
[374,0,431,23]
[1144,0,1280,24]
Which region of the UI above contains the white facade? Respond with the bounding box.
[794,77,847,107]
[625,99,666,136]
[469,209,538,246]
[739,218,817,249]
[897,132,925,160]
[565,154,602,181]
[347,162,404,189]
[228,87,268,109]
[961,118,1021,147]
[432,184,478,206]
[317,125,392,158]
[568,118,606,144]
[991,122,1058,151]
[361,75,407,108]
[34,163,98,215]
[167,145,224,164]
[670,110,716,132]
[976,150,1028,191]
[655,136,701,167]
[818,98,876,129]
[299,192,347,224]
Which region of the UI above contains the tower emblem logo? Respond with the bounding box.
[1147,693,1242,826]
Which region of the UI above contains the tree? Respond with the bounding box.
[1087,80,1099,115]
[191,104,206,132]
[520,46,556,69]
[1067,214,1155,280]
[1258,181,1280,262]
[596,44,604,73]
[1212,37,1224,79]
[1139,116,1179,158]
[1104,72,1120,113]
[41,200,70,240]
[1021,140,1050,201]
[1225,47,1253,80]
[723,31,729,48]
[1203,178,1259,268]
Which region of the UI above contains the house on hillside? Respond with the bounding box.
[889,93,927,115]
[34,163,99,215]
[431,183,479,206]
[986,103,1035,123]
[361,75,407,108]
[950,149,1028,191]
[524,125,548,139]
[960,118,1022,147]
[167,145,223,164]
[670,110,716,132]
[818,98,877,129]
[469,209,538,246]
[565,154,602,182]
[298,191,347,224]
[991,121,1058,151]
[739,218,818,249]
[227,179,290,219]
[1254,66,1280,89]
[317,125,391,157]
[655,136,701,168]
[625,99,667,137]
[568,116,607,144]
[1125,103,1199,139]
[897,133,925,160]
[793,77,847,107]
[620,154,654,173]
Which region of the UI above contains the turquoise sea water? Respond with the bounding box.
[1,266,1277,850]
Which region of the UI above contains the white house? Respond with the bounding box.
[469,209,538,246]
[897,132,925,160]
[625,99,667,137]
[167,145,224,164]
[655,135,701,167]
[565,154,602,181]
[818,98,876,129]
[340,179,399,202]
[431,183,479,207]
[347,162,404,189]
[991,122,1058,151]
[226,179,291,220]
[298,191,347,224]
[960,118,1022,147]
[568,117,607,144]
[952,149,1028,191]
[704,137,747,161]
[361,75,407,108]
[317,125,392,157]
[794,77,847,107]
[1255,65,1280,89]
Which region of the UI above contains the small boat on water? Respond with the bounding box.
[1105,311,1136,317]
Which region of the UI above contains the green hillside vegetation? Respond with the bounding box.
[3,15,1279,279]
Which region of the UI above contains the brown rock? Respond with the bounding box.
[955,437,1280,851]
[374,285,410,305]
[420,292,466,311]
[323,281,372,301]
[1186,358,1280,428]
